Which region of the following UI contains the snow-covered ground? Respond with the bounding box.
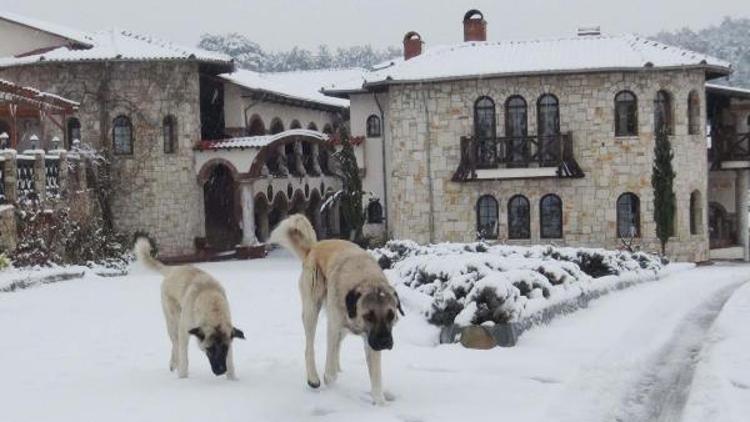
[0,251,748,422]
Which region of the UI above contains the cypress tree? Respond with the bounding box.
[333,133,365,245]
[651,127,676,255]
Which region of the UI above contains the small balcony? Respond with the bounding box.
[710,132,750,170]
[453,132,584,181]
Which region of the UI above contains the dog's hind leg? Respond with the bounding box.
[364,340,386,406]
[162,297,179,372]
[300,263,324,388]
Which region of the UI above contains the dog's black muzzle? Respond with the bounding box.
[208,357,227,376]
[368,332,394,351]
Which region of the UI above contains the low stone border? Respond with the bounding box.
[439,272,662,348]
[0,271,87,293]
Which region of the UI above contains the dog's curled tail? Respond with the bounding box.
[269,214,318,260]
[134,237,167,275]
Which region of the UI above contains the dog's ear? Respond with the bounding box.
[232,327,245,340]
[394,291,405,316]
[345,289,361,319]
[188,327,205,341]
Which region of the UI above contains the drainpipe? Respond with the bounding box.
[420,85,436,243]
[373,92,389,236]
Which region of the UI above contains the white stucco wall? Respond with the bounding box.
[0,20,70,57]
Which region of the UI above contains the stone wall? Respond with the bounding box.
[0,61,205,256]
[385,69,710,261]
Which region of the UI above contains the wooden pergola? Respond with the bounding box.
[0,78,78,149]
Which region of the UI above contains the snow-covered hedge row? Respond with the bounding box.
[371,241,664,327]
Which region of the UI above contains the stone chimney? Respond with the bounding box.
[463,9,487,42]
[403,31,423,60]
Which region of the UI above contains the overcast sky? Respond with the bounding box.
[2,0,748,51]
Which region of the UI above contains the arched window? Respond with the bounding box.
[476,195,498,239]
[66,117,81,149]
[308,122,318,131]
[290,120,301,129]
[540,194,563,239]
[537,94,560,165]
[505,96,528,165]
[366,115,381,137]
[474,96,496,166]
[617,193,640,238]
[690,190,703,235]
[247,115,265,136]
[112,115,133,155]
[654,90,673,135]
[322,124,333,134]
[508,195,530,239]
[163,115,177,154]
[688,90,701,135]
[615,91,638,137]
[367,199,384,224]
[270,118,284,134]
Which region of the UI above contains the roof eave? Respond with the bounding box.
[361,64,734,89]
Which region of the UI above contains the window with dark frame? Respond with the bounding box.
[540,194,563,239]
[67,117,81,148]
[270,118,284,134]
[617,193,640,238]
[474,96,496,166]
[615,91,638,137]
[537,94,560,137]
[247,115,266,136]
[112,115,133,155]
[367,200,384,224]
[366,115,381,137]
[690,191,702,235]
[654,90,673,135]
[163,115,177,154]
[290,120,302,129]
[505,96,528,165]
[476,195,498,239]
[688,91,701,135]
[308,122,318,131]
[508,194,530,239]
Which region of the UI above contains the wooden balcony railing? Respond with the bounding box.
[453,132,583,181]
[711,132,750,163]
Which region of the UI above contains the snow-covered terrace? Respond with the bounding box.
[324,34,733,95]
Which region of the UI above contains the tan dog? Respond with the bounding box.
[134,238,245,379]
[270,214,403,405]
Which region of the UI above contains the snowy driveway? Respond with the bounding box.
[1,253,749,422]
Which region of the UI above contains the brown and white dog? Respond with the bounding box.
[270,214,403,405]
[134,238,245,379]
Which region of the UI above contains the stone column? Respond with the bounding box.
[1,150,17,202]
[56,150,68,197]
[736,169,749,261]
[239,181,258,246]
[28,150,46,202]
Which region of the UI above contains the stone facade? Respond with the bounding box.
[379,69,710,261]
[0,61,205,256]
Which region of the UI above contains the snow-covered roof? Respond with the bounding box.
[0,78,78,110]
[0,11,94,48]
[221,68,362,109]
[706,83,750,100]
[0,28,232,68]
[324,34,733,95]
[197,129,329,151]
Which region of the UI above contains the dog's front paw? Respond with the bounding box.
[178,370,188,379]
[372,392,386,406]
[307,376,321,389]
[226,373,238,381]
[323,371,338,386]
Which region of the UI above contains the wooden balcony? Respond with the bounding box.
[710,132,750,170]
[453,132,584,181]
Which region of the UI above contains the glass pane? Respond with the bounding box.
[508,196,530,239]
[540,195,562,238]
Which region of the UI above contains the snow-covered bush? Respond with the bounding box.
[0,252,10,270]
[371,241,663,327]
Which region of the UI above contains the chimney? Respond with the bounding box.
[463,9,487,42]
[577,26,601,36]
[403,31,423,60]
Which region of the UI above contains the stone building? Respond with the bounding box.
[0,12,355,258]
[326,9,746,262]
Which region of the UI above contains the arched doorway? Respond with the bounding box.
[254,193,270,242]
[709,202,732,249]
[203,164,241,250]
[269,192,289,233]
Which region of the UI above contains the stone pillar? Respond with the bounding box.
[294,140,307,176]
[28,150,46,202]
[1,150,17,202]
[311,144,322,176]
[736,169,749,261]
[239,181,258,246]
[56,150,68,197]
